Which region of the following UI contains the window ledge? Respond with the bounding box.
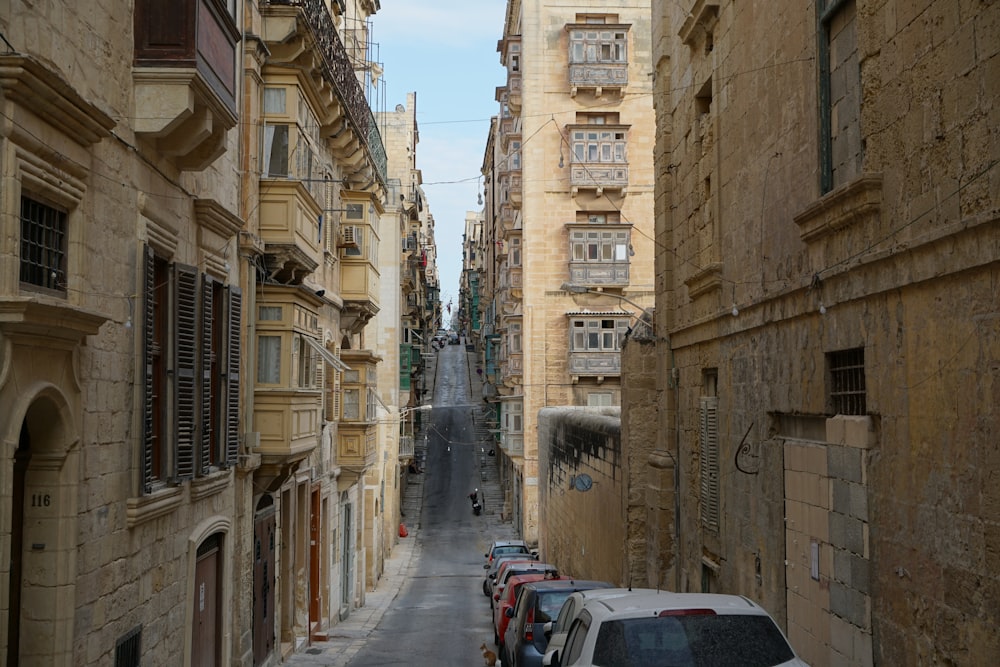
[127,486,183,528]
[190,469,232,501]
[794,175,883,244]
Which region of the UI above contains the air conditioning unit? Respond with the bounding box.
[339,225,359,247]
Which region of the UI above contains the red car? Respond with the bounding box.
[493,572,570,659]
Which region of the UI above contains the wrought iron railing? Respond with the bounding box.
[263,0,386,185]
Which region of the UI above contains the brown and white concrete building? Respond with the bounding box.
[481,0,656,544]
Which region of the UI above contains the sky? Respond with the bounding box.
[371,1,508,313]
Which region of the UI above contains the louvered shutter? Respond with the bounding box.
[142,245,156,492]
[175,264,198,480]
[224,286,242,466]
[199,275,214,475]
[331,346,342,419]
[699,396,720,531]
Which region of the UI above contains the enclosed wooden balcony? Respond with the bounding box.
[133,0,240,170]
[260,0,386,191]
[337,349,381,477]
[259,179,323,284]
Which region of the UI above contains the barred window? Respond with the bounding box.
[20,197,67,294]
[828,347,866,415]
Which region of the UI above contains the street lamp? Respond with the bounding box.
[400,404,433,416]
[559,282,654,337]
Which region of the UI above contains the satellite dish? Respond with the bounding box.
[574,473,593,492]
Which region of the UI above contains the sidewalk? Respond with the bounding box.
[283,467,425,666]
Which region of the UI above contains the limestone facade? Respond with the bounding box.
[648,0,999,664]
[483,0,656,545]
[0,0,420,664]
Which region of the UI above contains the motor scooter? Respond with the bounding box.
[472,500,482,515]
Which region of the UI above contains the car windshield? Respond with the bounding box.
[592,614,795,667]
[537,591,574,623]
[494,545,530,558]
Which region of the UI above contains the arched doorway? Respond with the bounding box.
[4,391,79,666]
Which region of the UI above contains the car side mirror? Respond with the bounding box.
[505,607,514,618]
[543,621,553,639]
[483,564,490,570]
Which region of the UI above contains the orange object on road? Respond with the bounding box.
[398,523,408,537]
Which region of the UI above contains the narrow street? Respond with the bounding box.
[287,342,513,666]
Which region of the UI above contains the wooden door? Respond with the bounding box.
[192,536,220,666]
[309,487,322,638]
[253,504,276,666]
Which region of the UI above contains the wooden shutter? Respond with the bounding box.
[175,264,198,480]
[142,245,156,493]
[699,396,720,531]
[199,275,214,475]
[224,286,242,466]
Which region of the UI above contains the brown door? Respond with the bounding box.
[253,503,276,666]
[192,535,220,666]
[309,487,322,638]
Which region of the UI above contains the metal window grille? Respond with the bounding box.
[19,197,67,293]
[114,625,142,667]
[829,348,866,415]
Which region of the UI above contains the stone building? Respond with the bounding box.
[481,0,656,544]
[647,0,999,665]
[0,0,434,664]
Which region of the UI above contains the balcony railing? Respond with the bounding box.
[569,63,628,95]
[570,163,629,195]
[567,261,630,286]
[568,351,622,376]
[263,0,386,185]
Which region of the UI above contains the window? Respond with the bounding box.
[141,245,241,492]
[828,347,866,415]
[257,336,282,384]
[819,0,861,192]
[572,129,627,164]
[570,229,629,262]
[570,318,630,351]
[569,29,627,64]
[19,196,67,295]
[510,140,521,170]
[587,392,614,406]
[509,322,522,354]
[504,401,523,434]
[510,237,521,267]
[263,124,289,177]
[294,334,319,389]
[343,388,360,420]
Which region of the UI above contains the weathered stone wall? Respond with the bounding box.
[651,0,1000,664]
[537,408,628,585]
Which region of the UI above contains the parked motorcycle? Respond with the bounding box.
[472,500,482,516]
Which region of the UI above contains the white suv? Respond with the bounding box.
[548,590,809,667]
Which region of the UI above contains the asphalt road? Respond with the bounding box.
[347,344,511,666]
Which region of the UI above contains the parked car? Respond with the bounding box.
[504,579,614,667]
[494,573,571,660]
[484,554,537,597]
[485,539,532,566]
[492,561,559,610]
[548,590,809,667]
[448,332,460,344]
[540,588,637,666]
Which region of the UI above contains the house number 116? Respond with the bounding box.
[31,494,51,507]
